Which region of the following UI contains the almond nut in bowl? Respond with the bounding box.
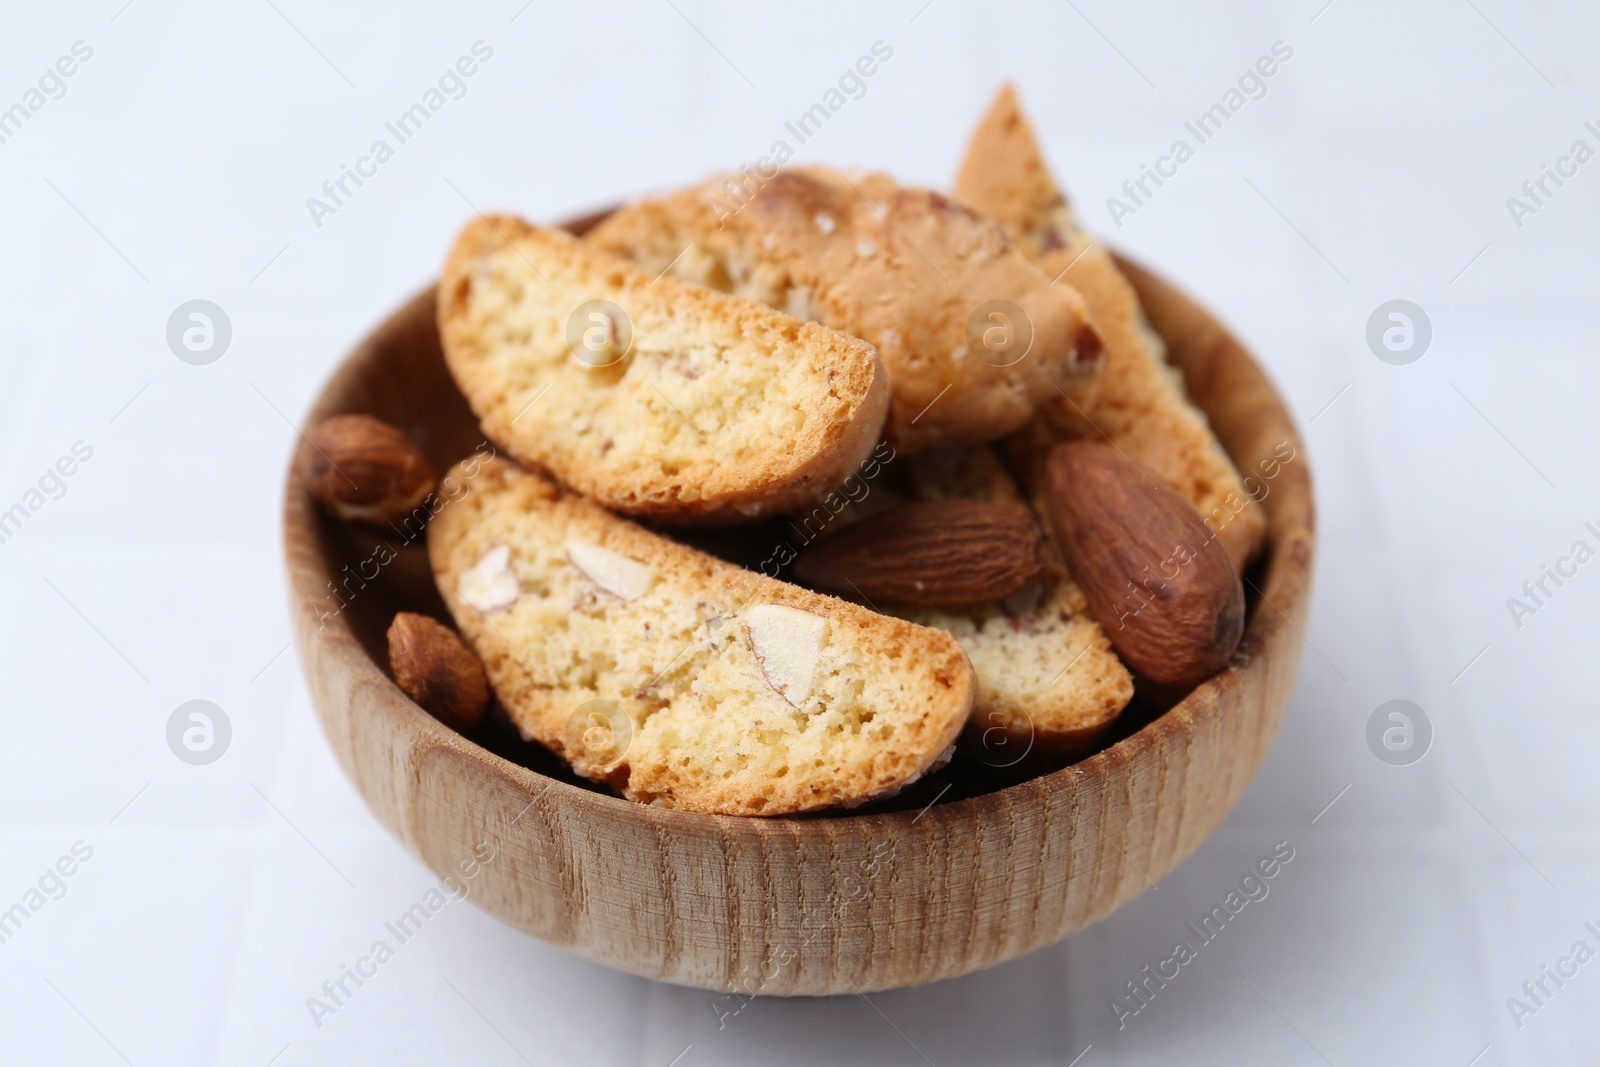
[386,612,489,736]
[1043,441,1246,690]
[298,414,437,526]
[791,499,1046,609]
[284,179,1311,994]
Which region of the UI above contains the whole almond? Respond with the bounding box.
[299,414,437,526]
[1045,441,1243,689]
[792,500,1044,609]
[387,612,489,734]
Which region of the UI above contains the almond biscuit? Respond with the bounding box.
[588,165,1105,453]
[955,86,1267,570]
[438,216,889,525]
[427,456,975,815]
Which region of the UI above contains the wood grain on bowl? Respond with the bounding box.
[282,214,1314,995]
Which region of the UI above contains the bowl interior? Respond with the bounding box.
[292,217,1310,821]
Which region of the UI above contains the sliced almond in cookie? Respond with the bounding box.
[565,541,652,602]
[457,544,519,613]
[743,604,827,707]
[427,456,974,816]
[438,216,890,525]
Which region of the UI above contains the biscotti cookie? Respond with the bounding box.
[587,165,1105,453]
[954,86,1267,570]
[438,215,890,525]
[427,456,974,815]
[794,444,1133,764]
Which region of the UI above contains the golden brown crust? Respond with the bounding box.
[588,165,1104,453]
[955,87,1267,570]
[438,215,890,525]
[952,83,1080,258]
[428,456,974,815]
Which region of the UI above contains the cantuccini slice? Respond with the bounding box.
[955,86,1267,570]
[427,456,975,815]
[438,216,889,525]
[588,165,1105,452]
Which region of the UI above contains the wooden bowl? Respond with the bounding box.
[283,217,1314,995]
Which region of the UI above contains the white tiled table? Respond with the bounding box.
[2,2,1596,1064]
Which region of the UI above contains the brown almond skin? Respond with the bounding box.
[387,612,489,734]
[1045,441,1244,689]
[792,499,1045,609]
[299,414,437,526]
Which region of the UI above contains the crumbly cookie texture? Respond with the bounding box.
[955,85,1267,571]
[586,165,1105,453]
[438,216,889,525]
[427,456,974,816]
[823,444,1133,764]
